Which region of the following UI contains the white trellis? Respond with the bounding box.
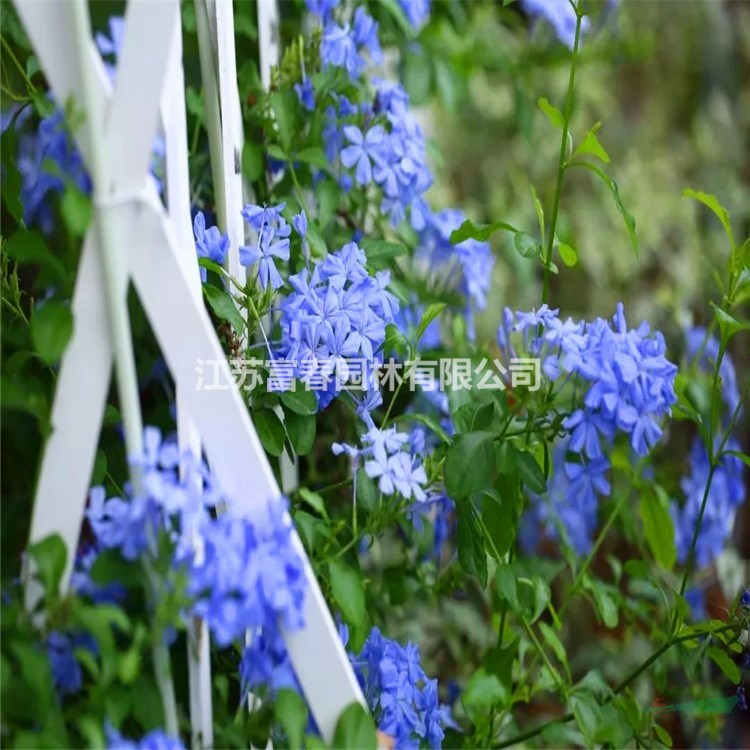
[16,0,366,745]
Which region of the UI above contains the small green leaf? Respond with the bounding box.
[328,559,366,635]
[480,493,516,559]
[708,647,740,684]
[572,122,610,163]
[332,702,377,750]
[4,230,67,280]
[450,219,519,244]
[723,450,750,467]
[298,488,328,519]
[513,231,542,260]
[61,183,92,237]
[445,431,496,498]
[279,385,317,416]
[203,284,244,334]
[360,238,408,270]
[415,302,445,345]
[539,622,568,672]
[266,143,287,161]
[462,668,508,715]
[269,90,296,151]
[253,408,286,456]
[513,448,547,494]
[294,146,328,169]
[640,486,676,570]
[530,185,546,247]
[711,302,749,346]
[28,534,67,596]
[538,97,564,129]
[32,301,73,364]
[683,189,735,249]
[558,242,578,267]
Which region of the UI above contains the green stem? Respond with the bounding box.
[493,623,736,749]
[1,36,36,93]
[541,4,583,305]
[288,160,310,219]
[523,620,563,689]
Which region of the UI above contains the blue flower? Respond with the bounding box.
[193,211,229,280]
[46,631,83,696]
[520,0,590,50]
[240,203,291,290]
[95,16,126,80]
[671,437,745,569]
[398,0,431,31]
[352,7,382,64]
[294,77,316,111]
[341,125,386,185]
[741,588,750,608]
[105,723,185,750]
[305,0,339,21]
[322,22,362,77]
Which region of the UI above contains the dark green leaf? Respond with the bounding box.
[60,183,92,237]
[242,141,264,182]
[294,147,328,169]
[455,499,487,587]
[203,284,244,334]
[32,301,73,364]
[28,534,67,596]
[4,230,67,280]
[708,647,740,684]
[640,486,676,570]
[276,689,308,749]
[356,468,378,513]
[415,303,446,345]
[513,448,547,494]
[254,408,286,457]
[286,411,315,456]
[480,492,516,559]
[360,238,408,270]
[279,384,317,416]
[269,91,296,151]
[445,431,496,498]
[393,413,451,444]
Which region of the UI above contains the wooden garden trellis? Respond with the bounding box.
[16,0,366,745]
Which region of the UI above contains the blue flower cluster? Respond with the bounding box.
[46,631,83,696]
[86,428,307,649]
[279,240,399,409]
[333,426,428,502]
[105,723,184,750]
[193,211,229,279]
[500,303,678,461]
[347,625,453,749]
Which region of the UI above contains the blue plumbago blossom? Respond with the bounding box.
[333,426,428,502]
[306,0,339,22]
[294,77,316,111]
[352,7,383,65]
[500,303,678,459]
[670,437,745,569]
[520,0,590,50]
[346,625,454,749]
[410,491,456,562]
[105,723,185,750]
[521,439,601,556]
[398,0,431,31]
[240,623,299,698]
[741,588,750,609]
[322,22,363,78]
[341,124,387,185]
[46,631,83,696]
[240,202,291,290]
[95,16,126,81]
[193,211,229,281]
[279,241,398,409]
[15,108,91,233]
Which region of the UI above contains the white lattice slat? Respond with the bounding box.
[17,0,365,742]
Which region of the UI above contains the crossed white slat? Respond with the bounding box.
[16,0,365,742]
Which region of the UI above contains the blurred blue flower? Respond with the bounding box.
[294,77,316,111]
[105,723,185,750]
[520,0,590,50]
[398,0,431,31]
[46,631,83,696]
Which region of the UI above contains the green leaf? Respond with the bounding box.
[276,689,308,749]
[480,493,516,559]
[279,384,317,416]
[360,238,408,270]
[462,668,508,715]
[383,322,411,359]
[415,302,445,345]
[572,122,610,163]
[513,231,542,260]
[286,411,315,456]
[203,284,244,334]
[269,90,296,151]
[32,301,73,364]
[513,448,547,494]
[393,413,451,444]
[266,143,287,161]
[1,125,25,225]
[711,302,749,346]
[294,146,328,169]
[640,486,676,570]
[682,189,735,249]
[328,559,366,634]
[538,97,564,129]
[723,449,750,467]
[332,702,377,750]
[530,185,546,247]
[708,647,740,684]
[450,218,519,244]
[445,431,496,498]
[356,468,378,513]
[28,534,67,596]
[242,141,264,182]
[4,230,68,281]
[585,579,619,628]
[539,622,568,673]
[254,408,286,456]
[558,242,578,267]
[60,183,92,237]
[455,499,488,587]
[495,566,519,611]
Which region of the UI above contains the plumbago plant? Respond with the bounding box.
[1,0,749,748]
